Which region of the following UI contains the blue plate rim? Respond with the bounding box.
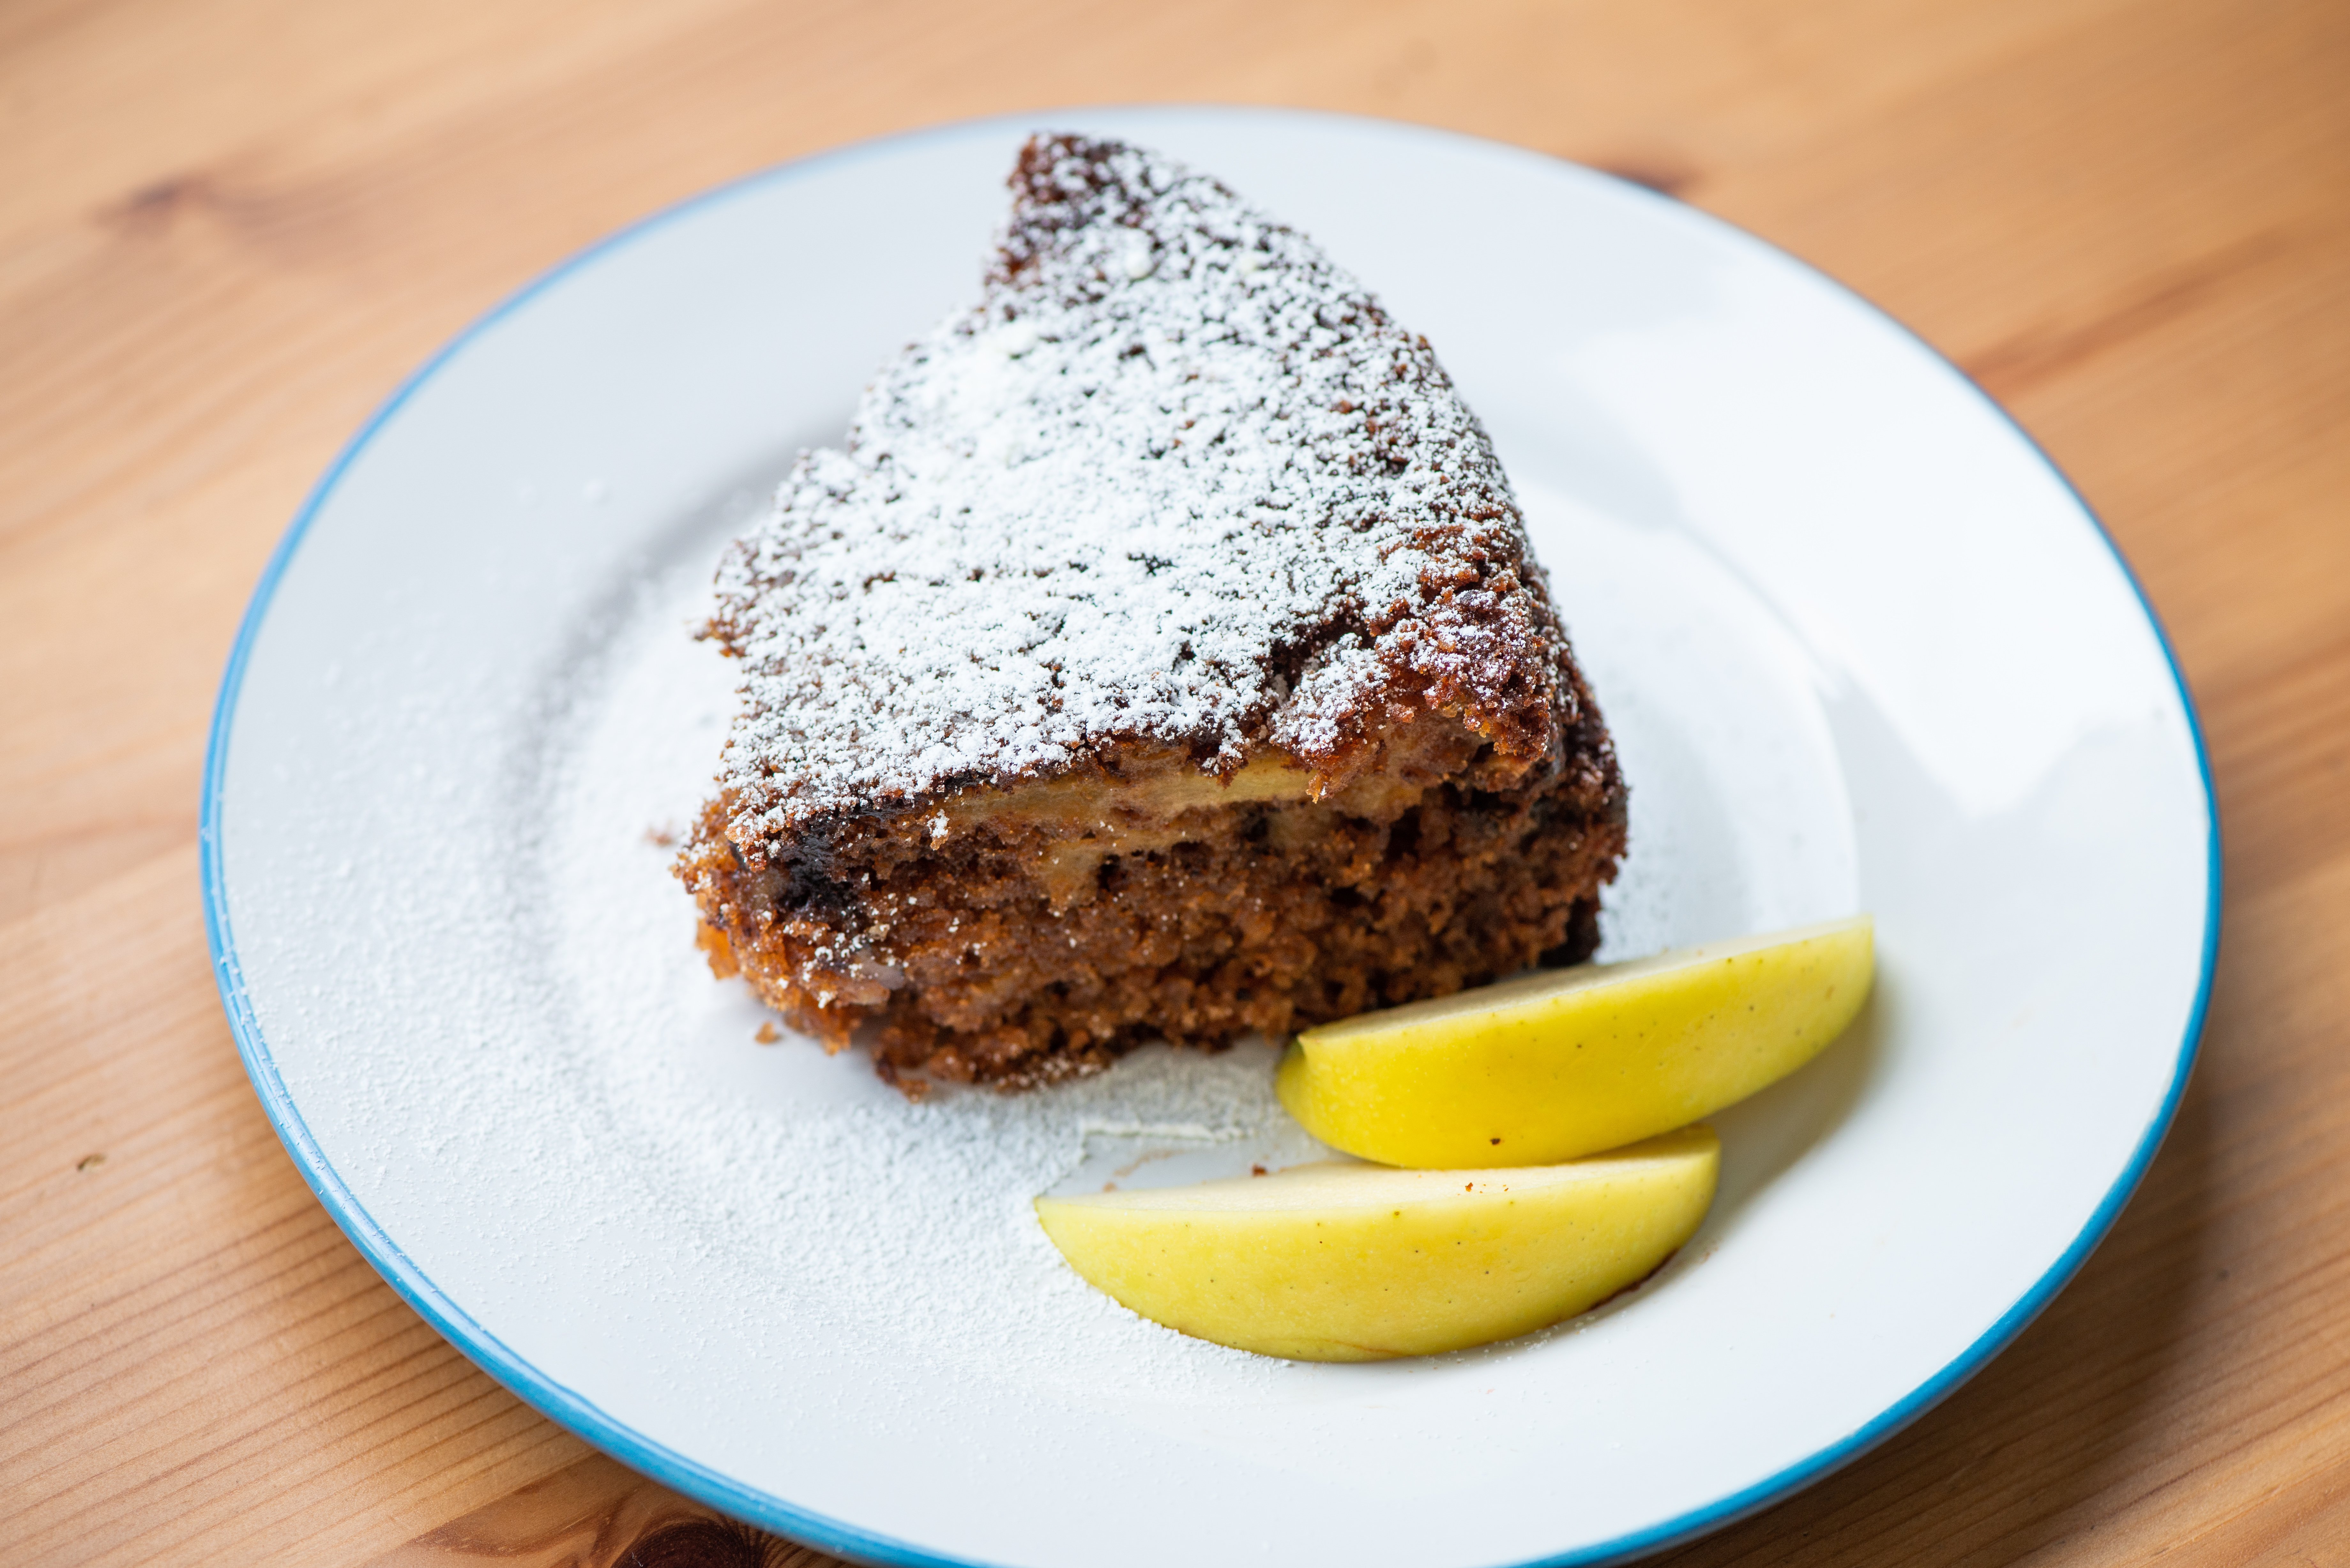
[199,104,2220,1568]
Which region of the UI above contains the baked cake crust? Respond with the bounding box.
[678,133,1626,1091]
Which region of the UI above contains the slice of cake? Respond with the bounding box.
[676,132,1626,1093]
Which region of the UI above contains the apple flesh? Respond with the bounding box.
[1033,1127,1717,1361]
[1278,915,1873,1170]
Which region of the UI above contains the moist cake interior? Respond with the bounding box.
[684,687,1623,1092]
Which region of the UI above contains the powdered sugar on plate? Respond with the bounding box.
[533,537,1320,1405]
[506,473,1856,1408]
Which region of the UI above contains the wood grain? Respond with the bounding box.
[3,0,2346,1563]
[362,1454,824,1568]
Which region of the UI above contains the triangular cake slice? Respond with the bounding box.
[678,133,1626,1092]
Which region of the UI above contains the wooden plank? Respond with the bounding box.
[3,0,2346,1562]
[363,1453,828,1568]
[0,852,592,1565]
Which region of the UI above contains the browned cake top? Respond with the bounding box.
[710,132,1586,849]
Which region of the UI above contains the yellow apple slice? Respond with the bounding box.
[1278,915,1873,1170]
[1033,1126,1717,1361]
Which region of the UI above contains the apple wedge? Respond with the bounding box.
[1278,915,1873,1170]
[1033,1127,1717,1361]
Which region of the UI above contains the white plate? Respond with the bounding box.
[204,109,2215,1567]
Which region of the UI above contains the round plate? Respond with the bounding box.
[204,108,2215,1567]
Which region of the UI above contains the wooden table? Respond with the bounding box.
[7,0,2347,1561]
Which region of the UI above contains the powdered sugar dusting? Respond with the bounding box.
[712,134,1569,845]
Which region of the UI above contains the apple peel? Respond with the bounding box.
[1034,1127,1718,1361]
[1278,915,1873,1171]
